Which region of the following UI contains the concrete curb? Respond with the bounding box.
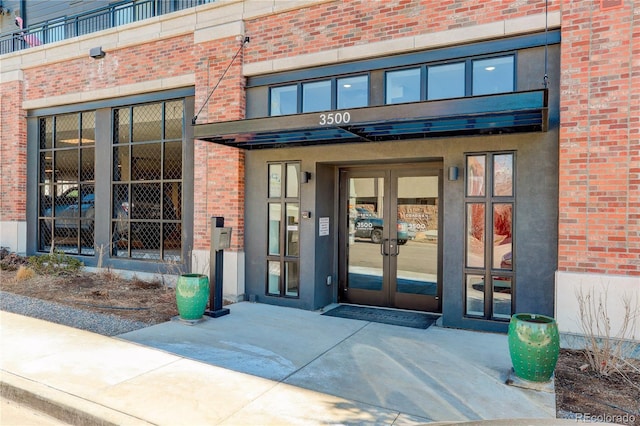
[0,371,153,426]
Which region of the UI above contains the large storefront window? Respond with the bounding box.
[266,162,300,297]
[38,112,96,254]
[112,100,184,261]
[464,152,514,321]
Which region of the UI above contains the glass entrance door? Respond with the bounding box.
[339,165,442,312]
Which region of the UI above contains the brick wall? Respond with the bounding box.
[244,0,560,64]
[23,35,196,101]
[0,80,26,222]
[558,0,639,276]
[193,37,246,250]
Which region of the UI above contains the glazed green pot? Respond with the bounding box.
[175,274,209,320]
[508,313,560,382]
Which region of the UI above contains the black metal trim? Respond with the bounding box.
[194,90,548,149]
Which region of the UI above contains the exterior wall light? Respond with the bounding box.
[301,171,312,183]
[89,47,105,59]
[448,166,460,181]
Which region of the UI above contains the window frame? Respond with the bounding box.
[463,151,516,321]
[265,161,301,298]
[269,74,370,116]
[266,53,516,115]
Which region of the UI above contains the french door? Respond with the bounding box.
[339,164,442,312]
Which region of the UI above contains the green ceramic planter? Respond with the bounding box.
[508,313,560,382]
[175,274,209,320]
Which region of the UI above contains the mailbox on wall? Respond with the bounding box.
[212,226,232,251]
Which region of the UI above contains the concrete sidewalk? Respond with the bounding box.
[1,303,559,425]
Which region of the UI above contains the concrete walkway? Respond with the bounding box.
[1,303,561,425]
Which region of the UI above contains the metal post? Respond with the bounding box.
[205,216,230,318]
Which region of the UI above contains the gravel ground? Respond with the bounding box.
[0,291,150,336]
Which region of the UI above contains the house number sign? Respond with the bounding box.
[318,111,351,126]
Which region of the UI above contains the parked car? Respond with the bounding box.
[42,186,95,245]
[353,207,411,245]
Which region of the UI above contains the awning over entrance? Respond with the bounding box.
[194,89,548,149]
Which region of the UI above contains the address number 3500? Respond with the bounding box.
[319,112,351,126]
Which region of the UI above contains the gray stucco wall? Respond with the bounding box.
[243,45,559,332]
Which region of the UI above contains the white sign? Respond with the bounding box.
[319,217,330,236]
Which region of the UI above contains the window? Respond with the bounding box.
[265,54,515,115]
[464,152,514,321]
[112,100,184,261]
[267,162,300,297]
[270,85,297,116]
[427,62,465,100]
[472,56,515,96]
[337,75,368,109]
[302,80,331,112]
[386,68,421,104]
[38,112,96,255]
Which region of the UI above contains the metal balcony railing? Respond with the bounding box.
[1,0,214,55]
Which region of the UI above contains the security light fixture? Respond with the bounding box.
[448,166,459,181]
[89,46,105,59]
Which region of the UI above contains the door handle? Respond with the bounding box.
[380,238,389,256]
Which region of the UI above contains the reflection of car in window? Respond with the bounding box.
[353,207,411,245]
[42,186,95,245]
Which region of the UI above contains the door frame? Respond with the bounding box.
[337,162,443,312]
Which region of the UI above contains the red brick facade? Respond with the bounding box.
[559,1,639,275]
[0,80,26,222]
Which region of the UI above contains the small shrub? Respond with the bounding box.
[576,285,638,380]
[15,265,36,281]
[28,251,83,275]
[0,252,29,271]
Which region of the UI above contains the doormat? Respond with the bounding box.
[322,305,439,329]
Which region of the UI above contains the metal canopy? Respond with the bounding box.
[194,90,548,150]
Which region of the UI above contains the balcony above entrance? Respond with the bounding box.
[194,89,548,150]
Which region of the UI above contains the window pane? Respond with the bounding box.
[268,204,280,255]
[493,204,512,270]
[466,155,486,197]
[81,112,95,145]
[132,104,162,142]
[493,153,513,196]
[164,141,182,180]
[466,203,485,268]
[80,147,95,181]
[386,68,421,104]
[428,63,465,100]
[55,150,78,182]
[41,117,53,149]
[302,80,331,113]
[270,85,297,116]
[286,163,299,198]
[286,203,299,256]
[55,114,79,148]
[114,108,130,144]
[473,56,514,96]
[285,262,299,297]
[337,75,368,109]
[466,274,485,317]
[165,100,184,140]
[267,261,280,295]
[113,146,130,182]
[269,164,282,198]
[492,276,512,320]
[131,143,161,181]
